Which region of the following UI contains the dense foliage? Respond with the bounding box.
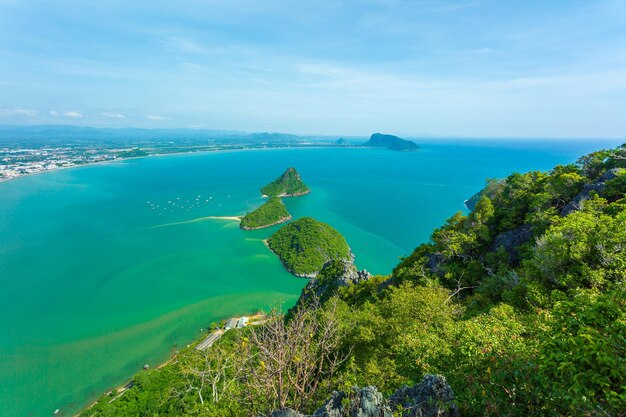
[260,167,310,197]
[267,217,351,276]
[240,197,291,229]
[81,145,626,417]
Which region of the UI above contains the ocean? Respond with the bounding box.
[0,139,621,416]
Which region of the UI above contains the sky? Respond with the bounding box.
[0,0,625,138]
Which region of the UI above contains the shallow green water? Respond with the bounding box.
[0,141,620,416]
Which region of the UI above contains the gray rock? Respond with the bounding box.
[425,253,445,277]
[267,409,305,417]
[312,386,393,417]
[489,224,533,265]
[561,168,622,216]
[298,259,372,305]
[388,374,460,417]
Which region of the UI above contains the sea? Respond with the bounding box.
[0,138,621,416]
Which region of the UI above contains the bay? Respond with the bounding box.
[0,139,621,416]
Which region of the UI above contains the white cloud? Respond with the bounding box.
[146,114,170,121]
[50,110,83,118]
[165,36,206,54]
[102,112,126,119]
[0,106,38,117]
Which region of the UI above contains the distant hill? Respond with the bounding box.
[335,138,349,146]
[260,167,311,197]
[362,133,420,152]
[0,124,305,144]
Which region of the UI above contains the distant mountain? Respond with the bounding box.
[0,125,304,144]
[362,133,420,152]
[335,138,349,146]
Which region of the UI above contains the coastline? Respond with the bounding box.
[0,144,337,186]
[77,312,266,416]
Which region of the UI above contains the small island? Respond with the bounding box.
[240,197,292,230]
[361,133,420,152]
[335,138,349,146]
[260,167,311,197]
[267,217,352,277]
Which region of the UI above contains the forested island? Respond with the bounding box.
[81,144,625,417]
[266,217,352,277]
[261,167,311,197]
[361,133,420,152]
[240,197,292,230]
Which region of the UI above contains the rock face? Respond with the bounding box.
[464,190,483,211]
[264,375,460,417]
[268,410,305,417]
[312,386,393,417]
[361,133,420,152]
[298,259,371,305]
[561,168,621,216]
[389,374,461,417]
[425,253,445,277]
[489,224,533,265]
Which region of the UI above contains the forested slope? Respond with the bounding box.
[82,145,626,417]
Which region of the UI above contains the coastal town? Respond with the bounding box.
[0,146,124,181]
[0,127,333,182]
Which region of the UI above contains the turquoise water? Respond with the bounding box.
[0,140,621,416]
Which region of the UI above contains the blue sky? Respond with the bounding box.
[0,0,625,137]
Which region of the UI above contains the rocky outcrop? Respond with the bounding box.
[489,224,533,265]
[389,374,460,417]
[561,168,622,216]
[264,375,460,417]
[425,253,445,277]
[464,190,483,211]
[312,386,392,417]
[298,259,371,305]
[268,410,305,417]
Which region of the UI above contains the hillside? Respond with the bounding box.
[240,197,292,230]
[266,217,352,277]
[260,167,311,197]
[81,144,626,417]
[361,133,420,152]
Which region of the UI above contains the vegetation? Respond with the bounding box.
[260,167,310,197]
[361,133,420,152]
[81,145,626,417]
[240,197,291,230]
[267,217,351,277]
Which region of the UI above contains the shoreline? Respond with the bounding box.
[0,144,338,186]
[77,312,266,416]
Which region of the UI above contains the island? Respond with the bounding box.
[335,138,349,146]
[240,197,292,230]
[260,167,311,197]
[266,217,352,277]
[361,133,420,152]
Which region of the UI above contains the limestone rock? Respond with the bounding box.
[388,374,461,417]
[561,168,622,216]
[312,386,393,417]
[489,224,533,265]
